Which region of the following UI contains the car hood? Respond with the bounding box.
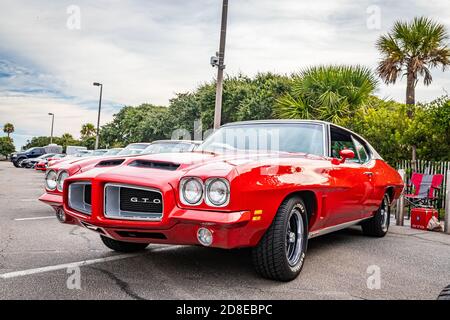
[68,150,326,186]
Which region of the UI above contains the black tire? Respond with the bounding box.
[100,235,149,253]
[437,285,450,300]
[362,193,390,237]
[13,158,24,168]
[252,196,308,281]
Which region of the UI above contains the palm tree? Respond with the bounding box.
[377,17,450,160]
[276,65,377,125]
[377,17,450,107]
[80,123,96,139]
[3,123,14,138]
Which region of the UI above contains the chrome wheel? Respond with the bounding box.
[380,196,389,232]
[286,205,304,267]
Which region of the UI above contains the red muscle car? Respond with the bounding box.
[54,120,403,281]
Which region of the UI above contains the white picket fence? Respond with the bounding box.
[396,160,450,211]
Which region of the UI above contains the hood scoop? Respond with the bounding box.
[129,159,180,171]
[96,159,125,167]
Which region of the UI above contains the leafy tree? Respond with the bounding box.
[377,17,450,107]
[100,104,168,147]
[276,65,377,125]
[0,137,15,158]
[350,97,411,164]
[3,123,14,138]
[80,123,96,140]
[22,136,53,150]
[376,17,450,161]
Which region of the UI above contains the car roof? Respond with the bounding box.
[221,119,382,160]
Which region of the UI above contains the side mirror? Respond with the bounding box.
[339,149,355,163]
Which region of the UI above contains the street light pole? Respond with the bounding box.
[93,82,103,150]
[48,113,54,144]
[213,0,229,130]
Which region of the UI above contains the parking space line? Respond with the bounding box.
[0,253,142,279]
[14,216,55,221]
[0,246,177,279]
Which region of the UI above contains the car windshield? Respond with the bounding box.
[116,144,149,156]
[142,142,194,154]
[198,123,325,156]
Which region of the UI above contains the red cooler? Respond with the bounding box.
[410,208,438,230]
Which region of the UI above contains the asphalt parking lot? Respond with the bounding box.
[0,160,449,300]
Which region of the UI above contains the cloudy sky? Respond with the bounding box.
[0,0,449,149]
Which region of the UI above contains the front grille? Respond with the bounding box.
[104,184,163,221]
[119,187,162,213]
[68,182,92,215]
[128,160,180,171]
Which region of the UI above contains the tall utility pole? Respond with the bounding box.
[213,0,229,129]
[93,82,103,150]
[48,113,55,144]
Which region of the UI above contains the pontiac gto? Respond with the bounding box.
[53,120,403,281]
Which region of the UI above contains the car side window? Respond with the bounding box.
[352,137,369,164]
[330,126,359,163]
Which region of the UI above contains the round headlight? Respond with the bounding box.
[205,178,230,207]
[180,177,203,205]
[45,170,57,190]
[56,171,69,192]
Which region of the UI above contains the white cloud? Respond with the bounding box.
[0,0,449,149]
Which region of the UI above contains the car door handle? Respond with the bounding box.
[363,172,373,176]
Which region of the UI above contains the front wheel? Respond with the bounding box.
[362,193,390,237]
[252,196,308,281]
[100,235,149,253]
[13,158,24,168]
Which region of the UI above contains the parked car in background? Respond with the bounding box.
[11,144,64,168]
[115,143,152,156]
[53,120,403,281]
[39,140,201,213]
[21,153,57,168]
[48,150,93,167]
[35,154,66,171]
[103,148,123,156]
[11,147,46,167]
[141,140,201,154]
[66,146,87,156]
[91,149,109,156]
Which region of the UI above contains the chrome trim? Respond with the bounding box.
[56,170,68,192]
[308,217,372,239]
[104,183,163,221]
[68,181,92,215]
[204,178,230,207]
[45,169,57,191]
[179,177,204,206]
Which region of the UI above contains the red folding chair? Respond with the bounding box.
[404,173,444,209]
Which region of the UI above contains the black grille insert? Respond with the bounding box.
[119,187,162,213]
[84,185,92,205]
[129,160,180,171]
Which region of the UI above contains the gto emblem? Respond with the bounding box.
[130,197,161,204]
